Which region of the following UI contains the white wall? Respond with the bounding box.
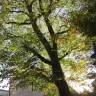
[10,87,43,96]
[0,90,9,96]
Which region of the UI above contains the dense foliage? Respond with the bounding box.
[0,0,96,96]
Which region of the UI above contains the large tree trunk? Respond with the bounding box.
[54,77,71,96]
[52,61,71,96]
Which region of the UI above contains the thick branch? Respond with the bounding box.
[47,0,60,16]
[39,0,57,51]
[59,47,78,60]
[23,44,52,65]
[59,52,69,60]
[30,0,36,7]
[39,0,59,17]
[32,20,52,52]
[44,18,55,39]
[39,0,55,37]
[39,0,44,15]
[56,30,67,35]
[44,18,57,49]
[24,0,33,13]
[7,21,31,25]
[10,10,29,16]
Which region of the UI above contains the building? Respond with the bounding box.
[0,87,44,96]
[0,89,9,96]
[9,87,44,96]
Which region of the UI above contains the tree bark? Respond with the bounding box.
[54,77,71,96]
[52,61,71,96]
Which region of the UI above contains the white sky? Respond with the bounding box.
[0,80,9,91]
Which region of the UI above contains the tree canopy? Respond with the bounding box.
[0,0,95,96]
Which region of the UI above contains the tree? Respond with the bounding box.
[72,0,96,36]
[0,0,74,96]
[70,0,96,59]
